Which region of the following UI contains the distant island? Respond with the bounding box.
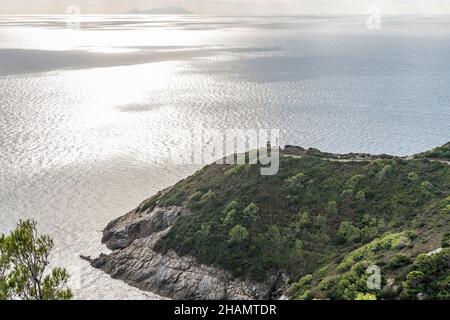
[87,142,450,300]
[125,6,192,15]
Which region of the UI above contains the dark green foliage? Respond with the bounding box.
[408,172,419,182]
[341,189,354,201]
[355,191,366,202]
[442,232,450,248]
[402,248,450,299]
[326,201,338,215]
[229,225,249,243]
[243,202,259,222]
[151,144,449,298]
[377,164,393,180]
[441,196,450,214]
[334,260,374,300]
[415,142,450,160]
[388,254,412,269]
[0,220,72,300]
[338,221,361,244]
[291,232,408,300]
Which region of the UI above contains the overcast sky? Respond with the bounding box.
[1,0,450,15]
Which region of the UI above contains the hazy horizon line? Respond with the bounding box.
[1,13,450,17]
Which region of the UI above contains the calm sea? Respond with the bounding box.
[0,15,449,299]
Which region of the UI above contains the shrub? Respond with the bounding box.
[223,201,239,214]
[403,248,450,299]
[335,260,373,299]
[407,229,418,240]
[365,159,384,176]
[442,205,450,214]
[356,191,366,202]
[225,164,246,177]
[355,292,377,300]
[298,211,310,226]
[338,221,361,244]
[341,189,354,201]
[223,209,238,225]
[407,172,419,182]
[288,274,313,298]
[443,195,450,205]
[285,172,307,189]
[229,225,249,243]
[442,196,450,214]
[434,275,450,299]
[388,254,412,269]
[347,174,365,189]
[314,215,327,230]
[337,233,404,272]
[297,290,313,300]
[326,201,338,215]
[189,191,203,203]
[201,190,216,202]
[420,181,433,192]
[338,221,361,243]
[243,203,259,220]
[377,164,393,180]
[403,271,426,296]
[442,233,450,248]
[293,240,303,256]
[360,226,379,243]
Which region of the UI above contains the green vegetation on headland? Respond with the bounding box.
[151,142,450,300]
[414,142,450,160]
[0,220,72,300]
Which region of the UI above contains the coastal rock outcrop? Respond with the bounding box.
[89,195,283,300]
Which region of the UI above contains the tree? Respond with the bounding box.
[407,172,419,182]
[338,221,361,244]
[356,191,366,202]
[442,205,450,214]
[229,225,249,243]
[0,220,72,300]
[403,271,426,297]
[294,240,303,256]
[298,211,310,226]
[223,209,237,226]
[326,201,338,215]
[200,190,216,203]
[402,248,450,299]
[243,203,259,221]
[223,201,239,214]
[285,172,307,189]
[314,215,327,231]
[347,174,364,189]
[442,232,450,248]
[341,189,354,201]
[377,164,393,180]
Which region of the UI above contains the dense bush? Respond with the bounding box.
[402,248,450,299]
[388,253,412,269]
[355,292,377,300]
[338,221,361,244]
[415,142,450,160]
[229,225,249,243]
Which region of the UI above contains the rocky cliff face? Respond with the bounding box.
[89,192,285,300]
